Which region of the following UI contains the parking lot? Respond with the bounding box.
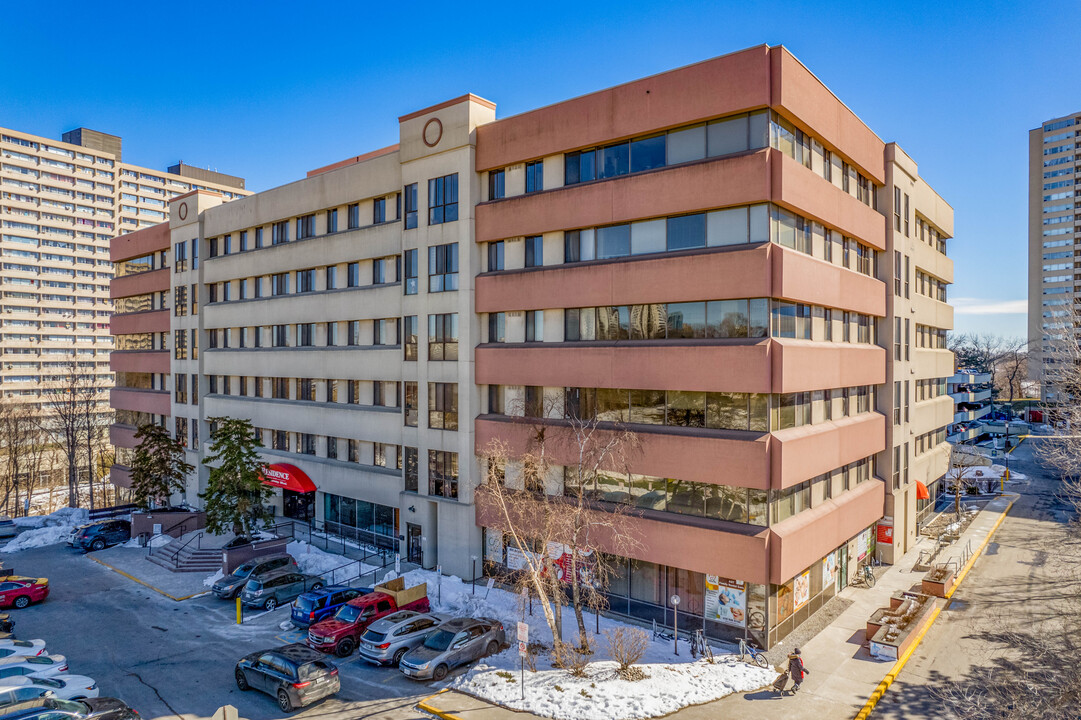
[1,544,448,720]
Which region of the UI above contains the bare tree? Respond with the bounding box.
[1034,304,1081,522]
[0,401,49,516]
[947,445,984,517]
[478,395,642,656]
[40,361,101,508]
[994,339,1029,411]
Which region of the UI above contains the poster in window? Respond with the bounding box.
[484,528,503,564]
[793,570,811,611]
[505,544,528,571]
[822,552,837,588]
[776,582,793,622]
[857,527,870,561]
[704,575,747,627]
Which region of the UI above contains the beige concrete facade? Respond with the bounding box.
[108,45,953,647]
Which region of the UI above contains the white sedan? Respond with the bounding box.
[0,655,68,680]
[0,640,45,660]
[0,674,99,701]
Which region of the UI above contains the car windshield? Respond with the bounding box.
[11,641,32,648]
[334,605,360,623]
[297,661,333,681]
[361,629,385,643]
[244,579,262,591]
[50,699,86,713]
[295,597,314,612]
[31,678,62,689]
[26,657,54,665]
[424,630,455,651]
[233,561,257,577]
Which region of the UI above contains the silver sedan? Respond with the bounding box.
[357,611,448,667]
[399,617,506,681]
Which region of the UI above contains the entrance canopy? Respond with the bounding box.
[261,463,316,493]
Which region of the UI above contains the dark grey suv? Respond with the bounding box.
[235,644,338,712]
[212,555,297,600]
[240,572,324,611]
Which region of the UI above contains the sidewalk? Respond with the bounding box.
[417,493,1018,720]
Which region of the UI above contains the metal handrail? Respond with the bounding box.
[166,530,203,568]
[145,524,186,556]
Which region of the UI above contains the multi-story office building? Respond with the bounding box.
[109,45,953,648]
[0,126,246,416]
[1029,113,1081,399]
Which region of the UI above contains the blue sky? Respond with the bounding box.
[4,0,1076,339]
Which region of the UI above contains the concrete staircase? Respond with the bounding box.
[147,531,223,573]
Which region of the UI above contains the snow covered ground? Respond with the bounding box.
[2,507,89,553]
[382,567,774,720]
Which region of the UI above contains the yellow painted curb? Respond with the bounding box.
[87,555,208,602]
[853,494,1018,719]
[417,688,465,720]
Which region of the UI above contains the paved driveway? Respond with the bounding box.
[0,543,443,720]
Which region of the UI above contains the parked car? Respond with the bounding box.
[0,656,68,681]
[0,675,99,704]
[358,611,447,667]
[234,644,339,712]
[0,519,15,540]
[308,579,429,657]
[240,572,324,611]
[211,555,298,600]
[0,641,44,660]
[399,617,506,681]
[67,521,130,552]
[0,580,48,610]
[290,586,368,628]
[0,697,135,720]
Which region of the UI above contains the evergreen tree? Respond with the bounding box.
[130,423,193,510]
[199,417,272,539]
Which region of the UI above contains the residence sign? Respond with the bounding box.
[259,463,317,493]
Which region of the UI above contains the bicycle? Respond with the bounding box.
[739,637,769,668]
[690,629,714,662]
[849,564,876,589]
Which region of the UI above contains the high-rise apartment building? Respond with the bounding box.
[1029,113,1081,398]
[0,126,246,415]
[109,45,953,648]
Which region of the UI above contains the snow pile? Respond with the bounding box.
[203,569,224,587]
[458,658,774,720]
[381,567,774,718]
[3,507,91,552]
[286,540,379,584]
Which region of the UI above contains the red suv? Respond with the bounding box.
[0,577,48,609]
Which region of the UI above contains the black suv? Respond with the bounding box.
[0,697,138,720]
[68,521,131,552]
[235,644,339,712]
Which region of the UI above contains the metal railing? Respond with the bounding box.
[164,530,204,568]
[144,523,187,557]
[88,503,137,521]
[267,519,394,568]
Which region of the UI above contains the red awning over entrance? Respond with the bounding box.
[261,463,316,493]
[915,480,930,500]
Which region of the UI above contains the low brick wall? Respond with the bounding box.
[131,511,205,539]
[222,537,289,574]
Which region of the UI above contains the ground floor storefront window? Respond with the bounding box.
[482,528,768,646]
[322,492,398,550]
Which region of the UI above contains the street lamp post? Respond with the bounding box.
[471,555,478,595]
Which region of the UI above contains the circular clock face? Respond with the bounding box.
[423,118,443,147]
[178,201,188,221]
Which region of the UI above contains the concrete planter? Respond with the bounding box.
[921,566,956,598]
[867,595,935,661]
[221,537,289,575]
[131,510,205,539]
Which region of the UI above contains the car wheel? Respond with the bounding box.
[12,596,29,609]
[392,648,407,667]
[264,598,277,611]
[277,689,293,712]
[235,669,249,691]
[90,539,105,551]
[432,664,449,682]
[486,640,500,657]
[335,638,355,657]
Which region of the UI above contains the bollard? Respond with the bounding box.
[236,597,242,625]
